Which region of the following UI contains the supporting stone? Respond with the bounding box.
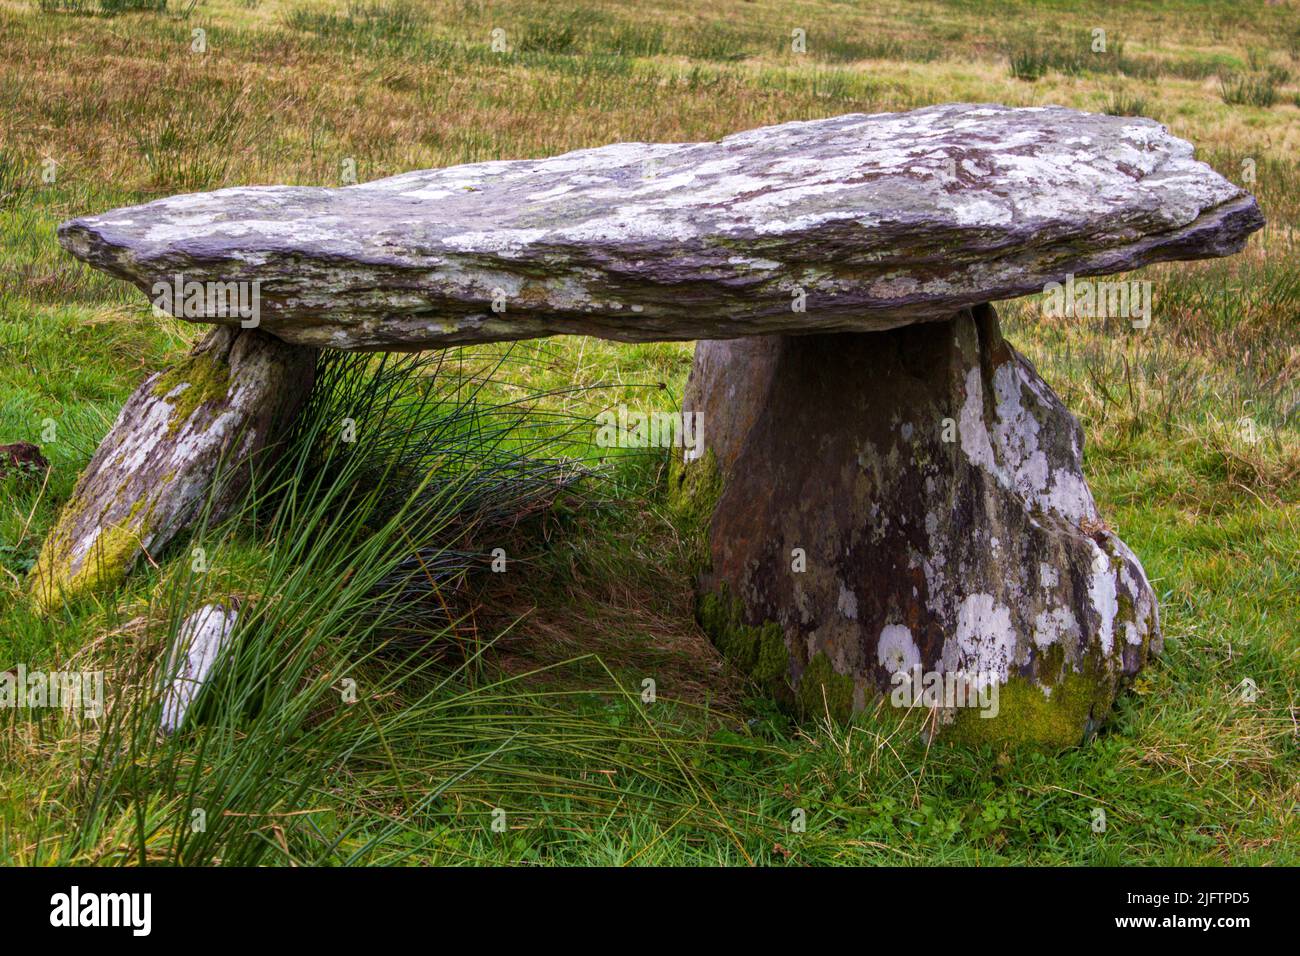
[672,305,1160,747]
[29,328,316,611]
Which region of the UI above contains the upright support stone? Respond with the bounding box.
[30,328,316,611]
[673,305,1161,746]
[48,104,1257,740]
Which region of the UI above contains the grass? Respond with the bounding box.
[0,0,1297,866]
[1102,88,1150,117]
[1219,71,1284,107]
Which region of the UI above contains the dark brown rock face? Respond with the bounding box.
[674,305,1160,746]
[0,443,50,479]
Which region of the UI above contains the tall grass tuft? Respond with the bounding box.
[52,347,761,865]
[284,0,426,46]
[1007,43,1050,81]
[1219,71,1282,107]
[36,0,167,13]
[1103,89,1150,117]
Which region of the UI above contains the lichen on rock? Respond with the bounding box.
[55,105,1261,350]
[679,305,1161,747]
[160,601,240,734]
[29,328,316,611]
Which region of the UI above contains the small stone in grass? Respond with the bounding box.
[160,602,239,735]
[0,442,50,479]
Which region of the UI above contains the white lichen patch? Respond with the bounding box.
[877,624,921,674]
[160,603,239,734]
[1086,540,1119,655]
[959,359,1097,526]
[1118,549,1157,645]
[944,593,1016,681]
[1033,604,1078,649]
[959,366,999,474]
[837,583,859,620]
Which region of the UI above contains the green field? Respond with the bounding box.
[0,0,1296,865]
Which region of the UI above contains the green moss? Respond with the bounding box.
[29,520,143,612]
[150,348,232,437]
[943,544,1154,750]
[26,341,234,613]
[699,587,856,725]
[667,446,724,578]
[698,590,756,668]
[28,470,156,611]
[752,622,789,683]
[794,651,855,724]
[1034,638,1067,680]
[1116,591,1136,629]
[666,446,723,532]
[697,587,796,710]
[944,668,1117,750]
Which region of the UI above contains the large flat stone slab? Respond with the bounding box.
[58,104,1261,350]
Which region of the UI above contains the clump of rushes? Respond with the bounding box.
[1218,71,1283,108]
[0,152,31,210]
[282,347,593,646]
[1007,42,1050,81]
[62,346,758,866]
[1103,88,1149,117]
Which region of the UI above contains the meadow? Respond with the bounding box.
[0,0,1296,865]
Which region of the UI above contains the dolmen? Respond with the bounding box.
[39,103,1262,746]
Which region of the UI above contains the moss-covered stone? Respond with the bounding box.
[697,585,858,724]
[29,486,154,612]
[666,446,722,532]
[27,327,316,612]
[1116,591,1136,629]
[666,446,724,579]
[944,669,1117,750]
[697,587,796,710]
[794,651,855,725]
[149,348,233,437]
[30,520,143,612]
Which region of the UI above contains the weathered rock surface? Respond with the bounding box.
[58,104,1260,350]
[672,305,1160,747]
[29,329,315,611]
[160,602,239,734]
